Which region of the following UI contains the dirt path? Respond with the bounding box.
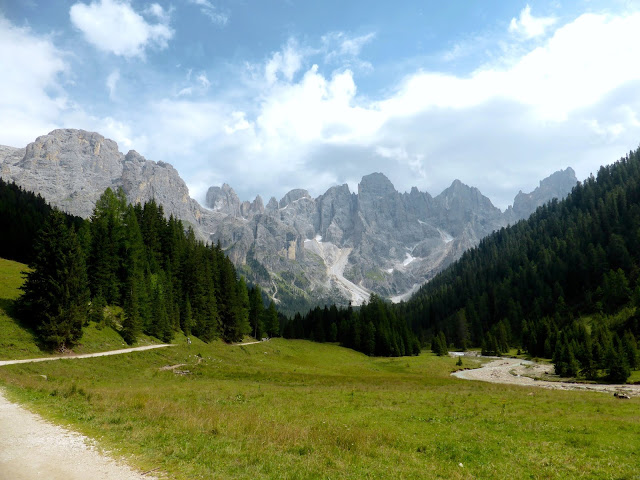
[0,389,158,480]
[0,345,174,479]
[0,344,173,367]
[452,356,640,397]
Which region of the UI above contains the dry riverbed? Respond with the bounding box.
[452,354,640,397]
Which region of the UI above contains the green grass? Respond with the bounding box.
[0,257,163,360]
[1,258,639,478]
[0,258,45,359]
[1,340,638,480]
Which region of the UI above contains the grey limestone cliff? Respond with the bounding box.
[0,129,222,238]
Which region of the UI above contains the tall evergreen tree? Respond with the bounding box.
[18,210,89,349]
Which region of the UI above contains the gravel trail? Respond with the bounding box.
[0,344,173,367]
[0,345,174,479]
[0,389,159,480]
[452,356,640,397]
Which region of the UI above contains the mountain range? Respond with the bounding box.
[0,129,577,312]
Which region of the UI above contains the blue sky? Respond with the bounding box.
[1,0,639,208]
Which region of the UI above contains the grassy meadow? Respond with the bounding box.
[1,255,639,479]
[1,339,639,479]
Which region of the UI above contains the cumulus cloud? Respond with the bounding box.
[509,4,557,39]
[0,17,68,147]
[69,0,173,57]
[187,10,640,206]
[264,40,304,85]
[188,0,229,26]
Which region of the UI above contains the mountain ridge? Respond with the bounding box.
[0,129,577,312]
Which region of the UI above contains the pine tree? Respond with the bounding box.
[183,296,194,336]
[121,280,141,344]
[264,300,280,337]
[18,210,89,349]
[249,286,265,339]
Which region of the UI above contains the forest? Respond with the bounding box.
[1,185,280,349]
[281,295,420,357]
[398,148,640,382]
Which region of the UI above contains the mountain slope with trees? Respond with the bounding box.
[13,187,273,350]
[400,148,640,381]
[0,178,84,264]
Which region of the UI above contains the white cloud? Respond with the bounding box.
[188,0,229,26]
[224,111,251,135]
[69,0,173,57]
[193,10,640,205]
[265,40,303,85]
[197,73,211,89]
[0,17,68,147]
[509,4,557,39]
[322,31,375,57]
[106,69,120,100]
[381,12,640,121]
[145,3,171,23]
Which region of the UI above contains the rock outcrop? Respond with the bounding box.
[0,129,222,236]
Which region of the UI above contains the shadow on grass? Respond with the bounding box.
[0,297,55,354]
[0,297,14,315]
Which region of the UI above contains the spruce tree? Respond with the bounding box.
[18,210,89,349]
[264,301,280,337]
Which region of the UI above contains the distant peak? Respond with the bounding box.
[442,179,474,194]
[358,172,396,196]
[279,188,311,208]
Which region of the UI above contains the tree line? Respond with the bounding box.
[0,178,83,264]
[15,188,280,349]
[282,294,420,357]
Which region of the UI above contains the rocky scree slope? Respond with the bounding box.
[0,129,577,312]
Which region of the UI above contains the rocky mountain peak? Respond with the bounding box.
[279,189,311,208]
[436,179,494,210]
[265,196,279,211]
[124,150,146,163]
[205,183,242,217]
[358,172,396,197]
[510,167,578,220]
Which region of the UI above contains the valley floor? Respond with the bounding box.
[0,340,638,479]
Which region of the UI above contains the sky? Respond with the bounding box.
[1,1,640,209]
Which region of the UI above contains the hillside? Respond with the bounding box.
[0,257,171,360]
[401,148,640,381]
